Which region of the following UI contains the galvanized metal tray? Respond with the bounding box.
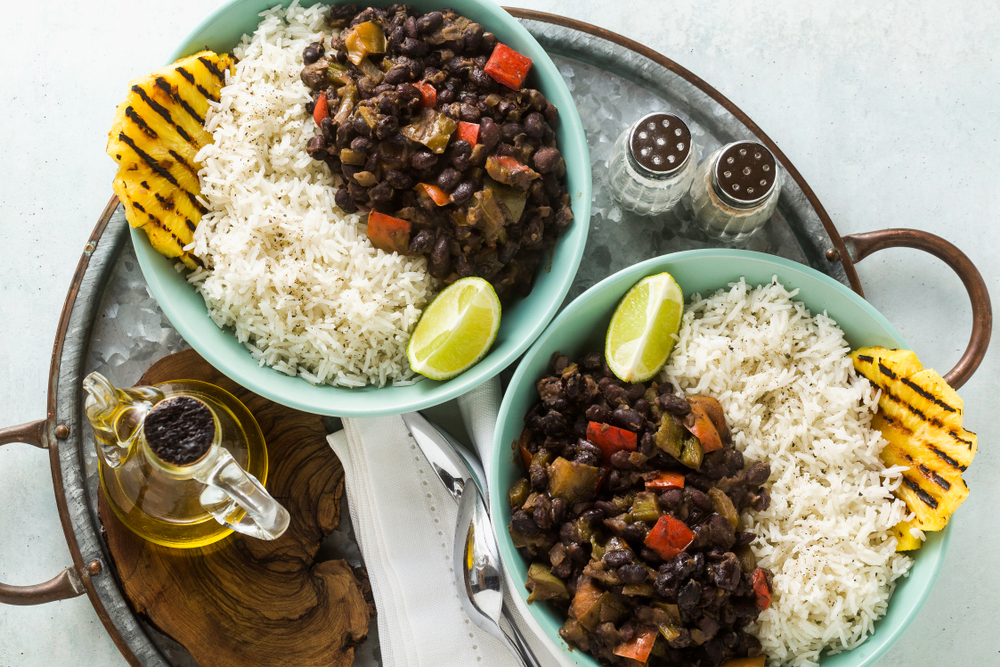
[0,11,990,667]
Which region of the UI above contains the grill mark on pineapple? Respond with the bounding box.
[131,85,194,144]
[177,66,196,84]
[902,477,939,510]
[124,105,158,140]
[132,201,146,213]
[899,376,958,413]
[167,149,199,178]
[928,444,967,472]
[185,191,209,216]
[880,413,969,471]
[117,133,180,187]
[154,76,205,125]
[879,385,946,429]
[185,219,197,232]
[877,361,897,380]
[198,56,226,83]
[918,464,951,491]
[950,430,975,449]
[153,192,175,210]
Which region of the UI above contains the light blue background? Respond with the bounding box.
[1,1,996,665]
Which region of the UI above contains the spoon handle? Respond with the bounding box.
[500,608,545,667]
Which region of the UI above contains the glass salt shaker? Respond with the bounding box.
[689,140,781,240]
[607,112,697,215]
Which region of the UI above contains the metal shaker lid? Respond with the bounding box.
[627,112,692,178]
[711,141,777,208]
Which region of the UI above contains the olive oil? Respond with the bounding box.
[84,374,284,548]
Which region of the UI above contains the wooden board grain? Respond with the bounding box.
[98,349,372,667]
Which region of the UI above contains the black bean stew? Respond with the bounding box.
[508,352,774,667]
[301,4,573,302]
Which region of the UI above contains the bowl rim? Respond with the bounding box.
[129,0,592,416]
[489,248,951,667]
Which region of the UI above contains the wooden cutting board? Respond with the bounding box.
[97,349,373,667]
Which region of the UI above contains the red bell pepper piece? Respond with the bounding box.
[644,514,695,560]
[415,81,437,108]
[457,120,480,145]
[366,211,411,254]
[484,43,533,90]
[313,92,328,125]
[586,421,637,460]
[416,182,450,206]
[645,471,686,490]
[612,626,658,663]
[751,567,771,611]
[685,403,723,453]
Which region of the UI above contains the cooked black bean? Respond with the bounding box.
[458,103,481,123]
[350,136,372,154]
[403,14,417,38]
[533,146,561,173]
[369,181,394,202]
[658,393,691,416]
[385,169,413,189]
[451,179,476,204]
[510,510,538,535]
[618,563,647,584]
[450,140,472,170]
[303,41,325,65]
[745,461,771,486]
[400,37,428,57]
[612,407,643,431]
[416,11,443,33]
[428,235,451,278]
[609,450,633,470]
[306,134,327,159]
[501,122,525,143]
[383,64,410,86]
[408,229,435,254]
[604,549,633,568]
[411,150,438,170]
[334,188,357,213]
[751,488,771,512]
[435,167,461,191]
[524,111,545,138]
[375,116,398,139]
[396,82,422,104]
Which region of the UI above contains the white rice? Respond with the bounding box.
[661,277,913,667]
[187,3,436,387]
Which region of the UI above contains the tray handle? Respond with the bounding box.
[0,419,87,605]
[842,228,993,389]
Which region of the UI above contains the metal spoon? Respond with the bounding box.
[401,412,543,667]
[455,483,543,667]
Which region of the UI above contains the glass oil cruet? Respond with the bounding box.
[83,372,290,549]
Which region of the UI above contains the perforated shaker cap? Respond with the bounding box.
[627,112,692,178]
[710,141,777,208]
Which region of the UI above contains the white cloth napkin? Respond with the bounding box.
[328,377,576,667]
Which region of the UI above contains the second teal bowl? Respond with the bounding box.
[490,249,949,667]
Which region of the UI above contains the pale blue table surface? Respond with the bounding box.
[1,1,997,665]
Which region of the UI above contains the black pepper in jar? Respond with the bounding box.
[143,397,216,466]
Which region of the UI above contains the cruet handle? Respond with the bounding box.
[195,448,290,541]
[82,371,164,468]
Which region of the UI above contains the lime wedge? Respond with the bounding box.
[605,272,684,382]
[407,277,501,381]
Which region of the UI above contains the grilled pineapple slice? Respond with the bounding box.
[107,51,236,269]
[852,346,977,541]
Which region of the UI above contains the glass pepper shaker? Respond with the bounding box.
[607,112,697,215]
[689,140,781,240]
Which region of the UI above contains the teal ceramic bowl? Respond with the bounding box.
[131,0,591,416]
[490,249,949,667]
